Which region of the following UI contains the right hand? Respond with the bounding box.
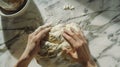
[62,28,97,67]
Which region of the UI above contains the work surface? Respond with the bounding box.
[0,0,120,67]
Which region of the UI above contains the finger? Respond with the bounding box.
[77,31,90,54]
[62,47,78,60]
[78,30,86,41]
[62,47,68,53]
[77,30,91,56]
[64,28,80,41]
[75,30,91,59]
[34,23,51,35]
[76,29,87,45]
[62,47,71,53]
[70,27,81,41]
[35,27,51,40]
[62,32,76,48]
[70,28,91,60]
[67,28,91,61]
[68,51,78,60]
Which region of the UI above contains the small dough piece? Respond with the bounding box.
[63,4,75,10]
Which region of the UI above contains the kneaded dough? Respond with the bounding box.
[35,23,81,67]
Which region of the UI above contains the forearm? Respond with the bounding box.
[76,48,97,67]
[15,50,33,67]
[14,25,51,67]
[82,59,97,67]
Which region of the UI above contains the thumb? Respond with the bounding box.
[62,47,74,57]
[68,50,78,60]
[62,47,71,54]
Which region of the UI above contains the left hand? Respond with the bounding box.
[25,24,51,57]
[15,24,51,67]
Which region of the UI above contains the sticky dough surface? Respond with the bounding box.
[38,23,81,64]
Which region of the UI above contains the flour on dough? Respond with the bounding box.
[35,23,81,67]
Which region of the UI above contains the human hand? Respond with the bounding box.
[62,28,97,67]
[25,24,51,57]
[15,24,51,67]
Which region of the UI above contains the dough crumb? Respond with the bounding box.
[63,4,75,10]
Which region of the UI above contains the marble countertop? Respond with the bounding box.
[0,0,120,67]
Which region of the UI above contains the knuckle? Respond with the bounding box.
[76,41,84,46]
[81,41,85,45]
[77,42,82,47]
[76,33,80,36]
[74,41,87,49]
[40,27,44,30]
[32,37,37,42]
[28,34,33,38]
[71,33,75,36]
[67,37,72,41]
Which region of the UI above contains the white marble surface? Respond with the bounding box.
[0,0,120,67]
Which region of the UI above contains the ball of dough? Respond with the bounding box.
[36,23,81,66]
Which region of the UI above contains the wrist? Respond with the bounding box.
[15,52,33,67]
[81,59,97,67]
[19,51,32,62]
[22,48,34,59]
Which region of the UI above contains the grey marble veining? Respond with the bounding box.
[0,0,120,67]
